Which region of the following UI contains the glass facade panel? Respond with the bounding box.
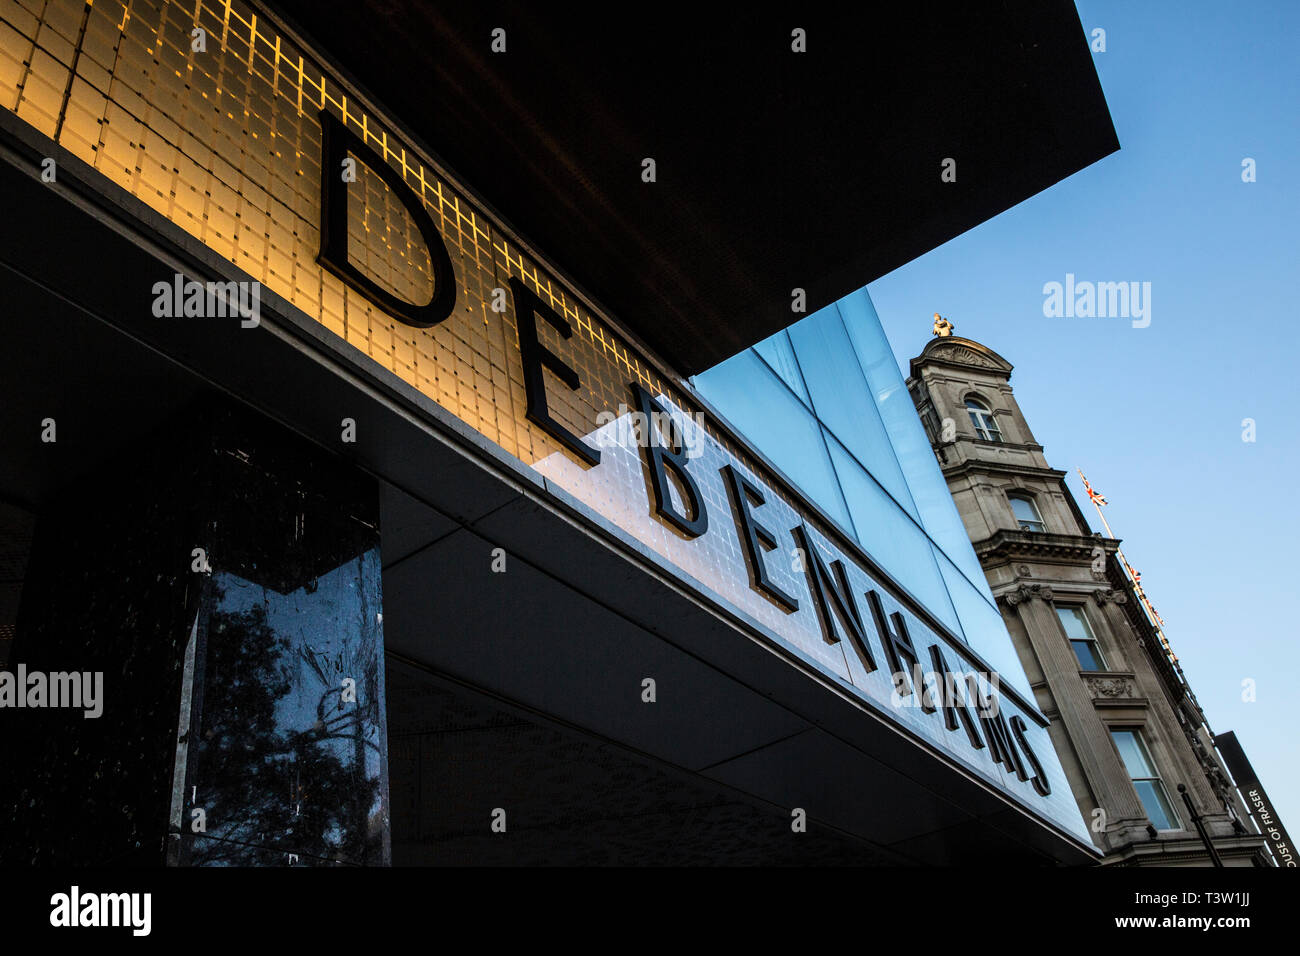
[937,553,1034,697]
[823,433,960,635]
[786,305,918,520]
[691,348,854,532]
[698,292,1031,698]
[190,555,386,866]
[838,291,993,597]
[753,329,812,407]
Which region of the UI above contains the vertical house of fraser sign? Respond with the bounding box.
[0,0,1092,839]
[1215,732,1294,866]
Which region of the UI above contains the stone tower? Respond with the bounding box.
[906,334,1269,866]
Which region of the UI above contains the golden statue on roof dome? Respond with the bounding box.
[932,313,955,337]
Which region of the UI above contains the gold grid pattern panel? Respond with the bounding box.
[0,0,1083,820]
[0,0,923,646]
[0,0,677,466]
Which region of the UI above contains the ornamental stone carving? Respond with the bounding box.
[1085,675,1136,699]
[1002,583,1054,606]
[945,346,998,369]
[1094,588,1128,606]
[1184,729,1235,811]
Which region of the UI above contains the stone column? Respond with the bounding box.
[1003,584,1148,848]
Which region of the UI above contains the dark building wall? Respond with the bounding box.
[1,399,388,866]
[1,412,206,865]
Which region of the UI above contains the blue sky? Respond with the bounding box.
[867,0,1299,837]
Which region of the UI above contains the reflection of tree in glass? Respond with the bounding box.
[190,582,381,866]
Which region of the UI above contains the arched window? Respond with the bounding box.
[1009,494,1045,533]
[965,397,1002,442]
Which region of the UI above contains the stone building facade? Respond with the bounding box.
[906,335,1270,866]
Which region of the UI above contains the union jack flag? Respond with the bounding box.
[1081,474,1108,507]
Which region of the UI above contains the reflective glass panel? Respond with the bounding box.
[752,329,812,407]
[692,349,854,533]
[839,290,993,595]
[824,433,960,635]
[787,306,917,520]
[936,552,1034,697]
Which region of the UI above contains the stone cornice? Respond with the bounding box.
[938,459,1067,482]
[1101,834,1272,867]
[1093,696,1149,709]
[976,529,1121,566]
[959,435,1045,452]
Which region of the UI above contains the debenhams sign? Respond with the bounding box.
[0,0,1067,821]
[303,111,1056,805]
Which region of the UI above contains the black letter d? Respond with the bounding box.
[318,109,457,328]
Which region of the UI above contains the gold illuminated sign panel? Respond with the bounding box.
[0,0,1093,836]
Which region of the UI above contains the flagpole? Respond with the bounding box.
[1077,469,1187,687]
[1078,471,1232,842]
